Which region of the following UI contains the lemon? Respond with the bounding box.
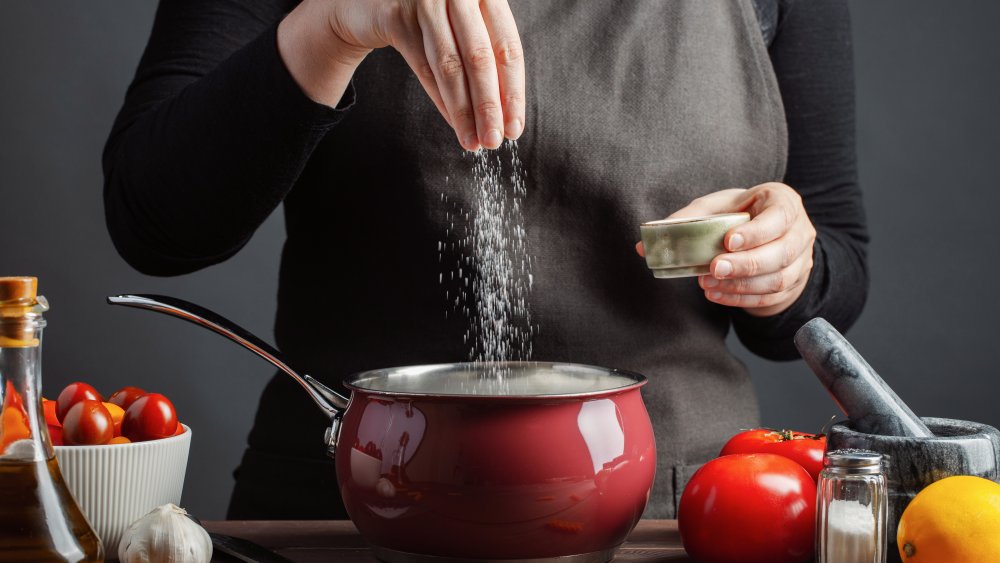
[897,475,1000,562]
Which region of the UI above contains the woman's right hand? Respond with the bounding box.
[278,0,525,151]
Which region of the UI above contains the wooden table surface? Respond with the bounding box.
[204,520,691,562]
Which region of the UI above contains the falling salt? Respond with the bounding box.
[437,141,536,391]
[467,142,534,367]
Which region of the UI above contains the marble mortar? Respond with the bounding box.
[828,417,1000,543]
[795,318,1000,546]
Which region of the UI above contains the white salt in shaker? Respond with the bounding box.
[816,450,888,563]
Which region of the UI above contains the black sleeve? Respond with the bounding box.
[103,0,353,276]
[731,0,870,360]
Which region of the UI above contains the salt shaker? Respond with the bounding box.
[816,449,888,563]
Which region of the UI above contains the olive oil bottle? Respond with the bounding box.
[0,277,103,561]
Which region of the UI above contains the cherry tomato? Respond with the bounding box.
[720,428,826,481]
[56,382,104,424]
[679,453,816,563]
[42,399,60,427]
[1,382,30,452]
[122,393,177,442]
[48,424,64,446]
[5,381,23,409]
[0,404,30,452]
[108,436,131,445]
[62,400,114,445]
[172,423,185,436]
[108,386,146,412]
[102,402,125,435]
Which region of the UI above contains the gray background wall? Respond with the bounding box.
[2,2,997,519]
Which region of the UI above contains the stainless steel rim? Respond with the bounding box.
[371,546,618,563]
[344,361,647,399]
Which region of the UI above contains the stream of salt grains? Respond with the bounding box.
[438,140,536,394]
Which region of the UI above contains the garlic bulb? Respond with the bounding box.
[118,504,212,563]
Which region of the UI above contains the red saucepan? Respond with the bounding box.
[108,295,656,562]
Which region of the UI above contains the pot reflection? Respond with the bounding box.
[578,399,625,474]
[350,400,428,495]
[337,389,655,559]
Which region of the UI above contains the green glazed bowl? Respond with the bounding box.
[640,212,751,278]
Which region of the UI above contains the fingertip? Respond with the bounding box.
[712,259,733,279]
[635,241,645,257]
[505,117,523,140]
[460,132,482,152]
[483,129,503,149]
[727,232,745,251]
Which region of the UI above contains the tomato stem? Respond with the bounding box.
[762,428,825,442]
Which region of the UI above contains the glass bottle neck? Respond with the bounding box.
[0,319,52,462]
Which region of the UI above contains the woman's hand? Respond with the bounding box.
[638,183,817,317]
[278,0,525,151]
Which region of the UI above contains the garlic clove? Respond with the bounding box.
[118,503,212,563]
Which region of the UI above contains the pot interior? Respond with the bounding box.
[345,361,645,398]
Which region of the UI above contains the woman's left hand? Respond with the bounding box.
[638,183,817,317]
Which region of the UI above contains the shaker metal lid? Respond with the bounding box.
[824,449,883,474]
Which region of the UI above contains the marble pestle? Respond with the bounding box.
[794,318,933,438]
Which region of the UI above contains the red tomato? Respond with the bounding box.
[56,382,104,424]
[42,399,60,427]
[679,454,816,563]
[108,386,146,412]
[720,428,826,481]
[48,424,64,446]
[62,400,114,445]
[122,393,178,442]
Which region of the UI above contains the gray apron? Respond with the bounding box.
[259,0,788,519]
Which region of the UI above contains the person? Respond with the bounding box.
[103,0,867,519]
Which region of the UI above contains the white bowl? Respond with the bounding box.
[54,425,191,554]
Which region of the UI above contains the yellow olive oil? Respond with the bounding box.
[0,457,103,561]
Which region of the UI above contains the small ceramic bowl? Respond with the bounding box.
[640,212,751,278]
[54,425,191,554]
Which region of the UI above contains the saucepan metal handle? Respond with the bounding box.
[107,294,348,422]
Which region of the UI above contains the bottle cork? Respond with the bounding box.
[0,277,41,346]
[0,277,38,306]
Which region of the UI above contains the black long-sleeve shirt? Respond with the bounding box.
[104,0,867,518]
